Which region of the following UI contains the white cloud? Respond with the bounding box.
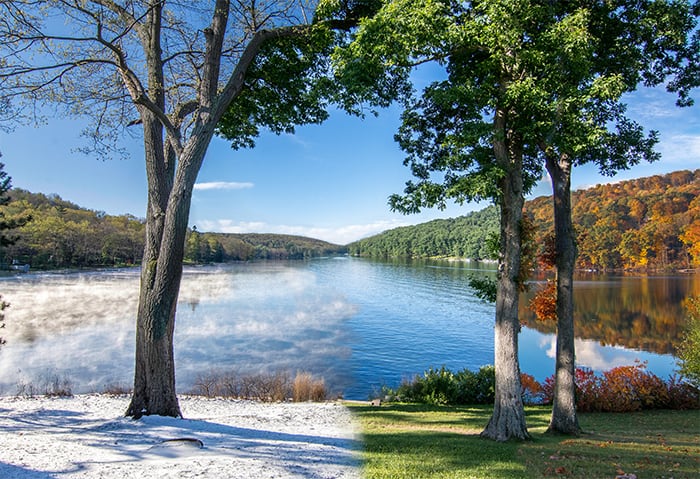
[629,100,682,120]
[574,339,634,371]
[194,181,254,191]
[195,218,411,245]
[658,134,700,164]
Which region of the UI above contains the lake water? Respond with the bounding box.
[0,258,697,399]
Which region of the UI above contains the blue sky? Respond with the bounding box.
[1,86,698,245]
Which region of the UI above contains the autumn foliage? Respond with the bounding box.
[527,229,557,322]
[529,280,558,322]
[379,363,699,411]
[350,170,699,272]
[527,169,700,271]
[541,362,699,412]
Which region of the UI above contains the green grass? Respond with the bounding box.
[347,403,700,479]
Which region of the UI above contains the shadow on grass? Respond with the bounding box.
[350,404,700,479]
[352,403,550,432]
[361,430,527,479]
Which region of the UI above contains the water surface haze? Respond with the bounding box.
[0,263,357,395]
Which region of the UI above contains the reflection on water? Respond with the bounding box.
[0,259,695,398]
[520,273,699,355]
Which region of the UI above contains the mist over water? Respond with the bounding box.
[0,263,358,396]
[0,270,140,393]
[0,258,693,398]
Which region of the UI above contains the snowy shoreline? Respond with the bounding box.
[0,394,362,478]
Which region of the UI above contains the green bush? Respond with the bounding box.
[474,365,496,403]
[393,365,495,405]
[677,297,700,388]
[454,368,479,404]
[420,367,458,405]
[395,367,456,405]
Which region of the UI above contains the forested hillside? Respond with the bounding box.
[2,189,145,268]
[349,169,700,271]
[184,230,346,262]
[2,169,697,270]
[529,169,699,271]
[0,190,345,269]
[347,206,500,260]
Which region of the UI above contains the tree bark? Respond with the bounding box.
[125,107,180,418]
[481,106,530,441]
[120,1,337,419]
[545,154,581,435]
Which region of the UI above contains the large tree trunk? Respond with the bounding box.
[545,155,581,435]
[482,109,530,441]
[121,0,306,418]
[125,118,215,418]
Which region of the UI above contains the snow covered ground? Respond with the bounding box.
[0,395,362,478]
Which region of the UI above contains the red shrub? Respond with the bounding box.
[575,368,602,412]
[541,375,555,405]
[539,362,699,413]
[599,365,645,412]
[598,363,670,411]
[631,366,670,409]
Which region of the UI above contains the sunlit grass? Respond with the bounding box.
[524,409,700,479]
[347,403,700,479]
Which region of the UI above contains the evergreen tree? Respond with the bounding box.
[0,159,31,347]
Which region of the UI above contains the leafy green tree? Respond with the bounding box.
[530,0,696,435]
[338,0,545,441]
[0,159,30,250]
[0,1,368,418]
[0,160,31,348]
[678,297,700,388]
[184,228,203,264]
[339,0,698,438]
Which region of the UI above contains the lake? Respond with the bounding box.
[0,258,697,399]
